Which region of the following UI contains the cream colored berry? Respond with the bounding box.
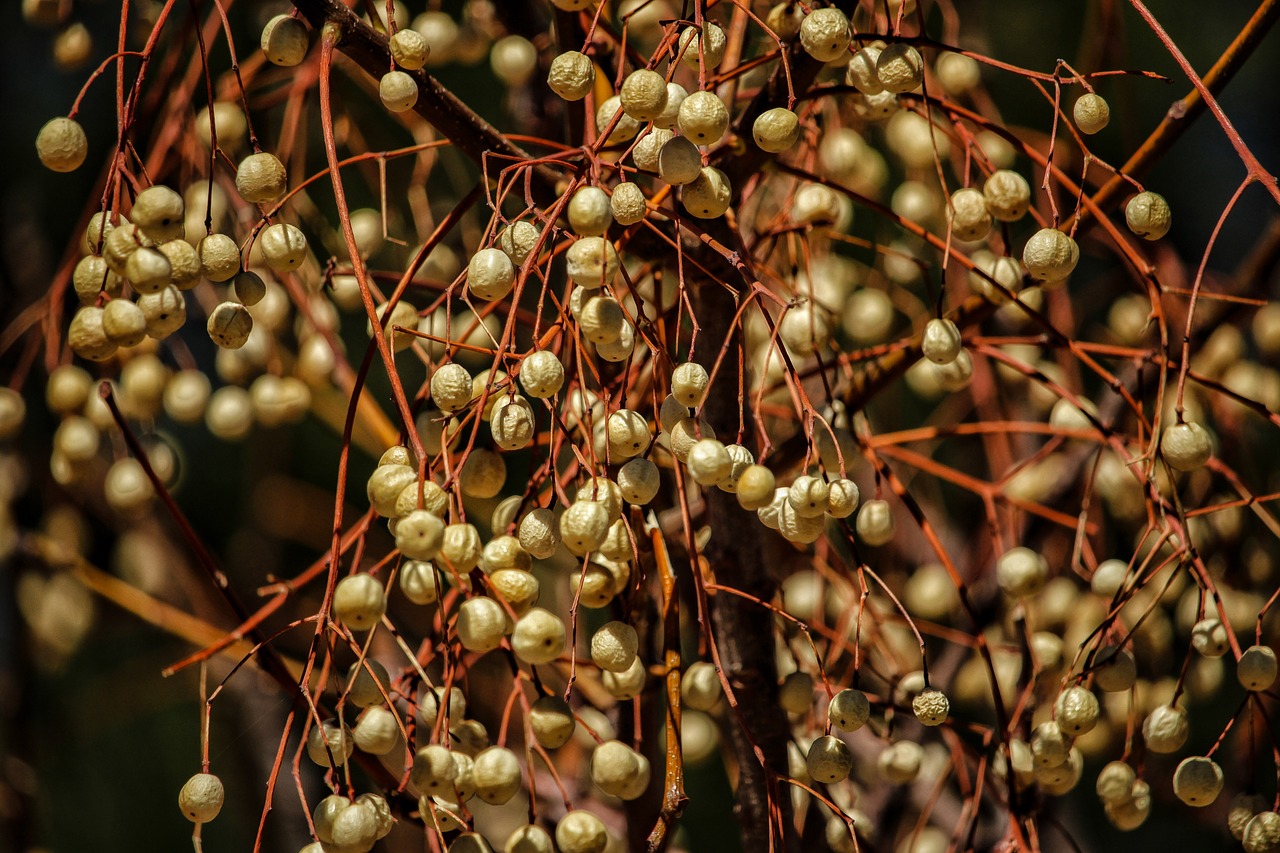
[947,187,992,242]
[678,23,727,68]
[1245,812,1280,853]
[131,186,185,242]
[633,129,675,178]
[37,116,89,172]
[1143,704,1189,753]
[787,475,829,518]
[568,186,612,237]
[654,83,687,130]
[736,464,776,510]
[472,746,522,805]
[667,362,707,408]
[396,509,445,560]
[681,661,722,711]
[678,92,729,145]
[68,307,115,361]
[467,247,516,301]
[178,772,225,823]
[855,499,895,546]
[390,28,429,69]
[983,170,1031,222]
[603,409,648,460]
[595,96,642,145]
[576,477,624,524]
[207,301,253,349]
[199,234,240,282]
[102,299,147,347]
[1239,644,1278,691]
[823,477,859,518]
[799,8,850,62]
[1022,228,1079,282]
[922,317,962,364]
[590,739,641,799]
[619,69,668,122]
[261,14,308,66]
[1187,614,1228,653]
[529,695,575,749]
[556,810,608,853]
[997,546,1047,597]
[491,396,535,450]
[511,607,566,665]
[610,182,647,226]
[431,363,473,413]
[684,439,729,486]
[481,535,533,574]
[460,449,506,498]
[518,350,563,399]
[1053,685,1098,736]
[845,46,883,95]
[159,239,200,289]
[333,573,386,630]
[1125,191,1171,240]
[778,670,814,714]
[588,621,637,673]
[1161,421,1211,471]
[1073,93,1110,135]
[603,656,647,699]
[380,70,419,112]
[752,107,800,153]
[658,135,702,186]
[514,507,558,559]
[72,255,120,304]
[307,718,354,767]
[490,569,539,617]
[806,735,853,784]
[499,220,539,266]
[578,295,625,344]
[124,246,171,293]
[825,689,869,733]
[566,236,620,288]
[235,152,287,204]
[1173,756,1223,806]
[259,223,307,272]
[560,501,609,555]
[548,50,594,101]
[617,457,660,506]
[912,689,949,726]
[457,595,507,651]
[682,167,732,219]
[877,44,924,94]
[1095,760,1136,803]
[205,386,253,440]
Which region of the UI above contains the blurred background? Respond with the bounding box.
[2,1,1279,851]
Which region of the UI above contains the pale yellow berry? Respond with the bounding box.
[912,689,949,726]
[467,247,516,301]
[529,695,575,749]
[566,236,620,288]
[548,50,594,101]
[799,8,850,62]
[845,46,883,95]
[595,96,642,145]
[556,810,608,853]
[178,772,224,823]
[658,135,702,186]
[36,117,87,172]
[306,719,354,767]
[807,735,853,783]
[1173,756,1223,806]
[682,167,732,219]
[1125,191,1171,240]
[235,152,287,204]
[1161,421,1211,471]
[511,607,566,664]
[1143,704,1189,753]
[457,595,507,651]
[682,661,722,711]
[259,223,307,272]
[610,182,647,226]
[997,546,1047,597]
[619,69,668,122]
[736,465,776,510]
[136,286,184,339]
[1022,228,1079,282]
[102,299,147,347]
[678,23,726,68]
[947,187,992,242]
[390,28,429,69]
[125,246,171,293]
[460,449,506,498]
[677,92,729,145]
[617,457,660,505]
[855,499,895,546]
[207,301,253,349]
[1073,93,1110,135]
[380,70,419,112]
[490,35,537,87]
[876,44,923,94]
[983,170,1031,222]
[877,741,922,784]
[333,573,386,631]
[472,746,522,805]
[131,186,185,242]
[1239,645,1278,691]
[752,107,800,153]
[261,14,309,66]
[654,83,687,130]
